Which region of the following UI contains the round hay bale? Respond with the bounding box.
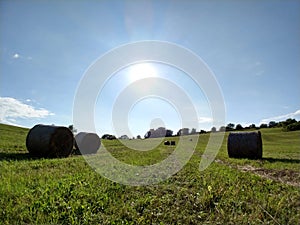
[26,124,74,158]
[164,141,170,145]
[227,131,262,159]
[75,132,101,154]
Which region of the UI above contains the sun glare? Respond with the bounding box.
[127,63,158,83]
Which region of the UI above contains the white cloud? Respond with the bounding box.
[13,53,20,59]
[12,53,33,60]
[198,117,213,123]
[260,109,300,124]
[0,97,54,125]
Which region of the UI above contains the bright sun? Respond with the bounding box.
[127,63,158,83]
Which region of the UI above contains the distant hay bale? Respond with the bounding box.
[164,141,170,145]
[227,131,262,159]
[74,132,101,155]
[26,124,74,158]
[170,141,176,146]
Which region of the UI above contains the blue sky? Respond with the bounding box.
[1,0,299,137]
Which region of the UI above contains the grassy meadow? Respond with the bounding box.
[0,123,299,224]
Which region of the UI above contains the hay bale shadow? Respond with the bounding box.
[0,152,33,161]
[262,157,300,164]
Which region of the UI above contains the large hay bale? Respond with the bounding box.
[74,132,101,154]
[227,131,262,159]
[26,124,74,158]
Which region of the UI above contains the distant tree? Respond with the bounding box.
[144,127,172,138]
[102,134,109,139]
[68,125,77,133]
[283,118,297,126]
[68,124,73,131]
[277,121,284,127]
[235,124,243,130]
[286,121,300,131]
[226,123,235,131]
[136,135,141,139]
[219,126,226,132]
[101,134,116,140]
[268,121,278,128]
[119,135,129,140]
[200,130,207,134]
[144,127,173,138]
[190,128,197,135]
[177,128,189,136]
[211,127,216,132]
[260,124,268,129]
[166,129,173,137]
[144,131,151,139]
[111,135,116,140]
[249,124,256,129]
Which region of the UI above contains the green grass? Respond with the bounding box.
[0,123,299,224]
[0,124,28,154]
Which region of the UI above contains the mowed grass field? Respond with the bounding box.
[0,123,299,224]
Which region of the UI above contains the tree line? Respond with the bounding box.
[82,118,300,140]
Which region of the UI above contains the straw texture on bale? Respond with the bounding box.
[227,131,262,159]
[26,125,74,158]
[75,132,101,154]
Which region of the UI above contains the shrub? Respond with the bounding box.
[285,121,300,131]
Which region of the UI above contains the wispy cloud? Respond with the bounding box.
[260,109,300,124]
[246,60,265,76]
[13,53,20,59]
[12,53,32,60]
[254,61,262,66]
[0,97,54,126]
[198,117,213,124]
[255,70,264,76]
